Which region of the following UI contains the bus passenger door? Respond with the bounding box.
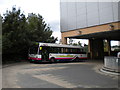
[41,47,49,61]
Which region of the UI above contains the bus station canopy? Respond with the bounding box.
[66,30,120,40]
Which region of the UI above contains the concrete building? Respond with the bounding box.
[60,1,120,59]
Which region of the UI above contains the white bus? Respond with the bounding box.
[28,42,87,63]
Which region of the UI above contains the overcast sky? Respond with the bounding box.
[0,0,119,45]
[0,0,61,42]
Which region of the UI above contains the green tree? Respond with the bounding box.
[2,7,29,63]
[83,44,88,53]
[69,41,82,47]
[3,7,28,52]
[78,41,82,47]
[27,13,57,43]
[2,7,57,63]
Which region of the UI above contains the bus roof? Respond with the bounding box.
[39,42,82,49]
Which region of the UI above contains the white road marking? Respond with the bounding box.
[20,67,67,74]
[33,74,77,88]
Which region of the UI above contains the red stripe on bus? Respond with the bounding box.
[79,57,87,59]
[29,57,42,60]
[52,57,87,60]
[55,58,73,60]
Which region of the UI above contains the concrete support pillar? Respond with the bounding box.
[88,40,91,59]
[119,41,120,46]
[61,33,67,44]
[107,40,111,56]
[89,39,104,59]
[62,37,67,44]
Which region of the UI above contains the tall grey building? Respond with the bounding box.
[60,1,120,59]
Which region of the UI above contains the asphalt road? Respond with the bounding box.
[2,61,119,88]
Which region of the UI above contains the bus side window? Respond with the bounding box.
[63,48,65,53]
[77,49,81,54]
[63,48,67,53]
[52,48,55,53]
[81,49,83,52]
[65,48,68,53]
[57,48,59,53]
[59,48,62,53]
[68,48,71,54]
[71,48,74,54]
[72,48,78,54]
[61,48,64,53]
[49,47,53,53]
[58,48,61,53]
[69,48,72,54]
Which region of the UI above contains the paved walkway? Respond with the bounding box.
[2,60,119,88]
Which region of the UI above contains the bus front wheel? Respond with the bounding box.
[50,58,56,63]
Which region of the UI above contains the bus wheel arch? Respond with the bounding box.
[74,57,80,62]
[50,57,56,63]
